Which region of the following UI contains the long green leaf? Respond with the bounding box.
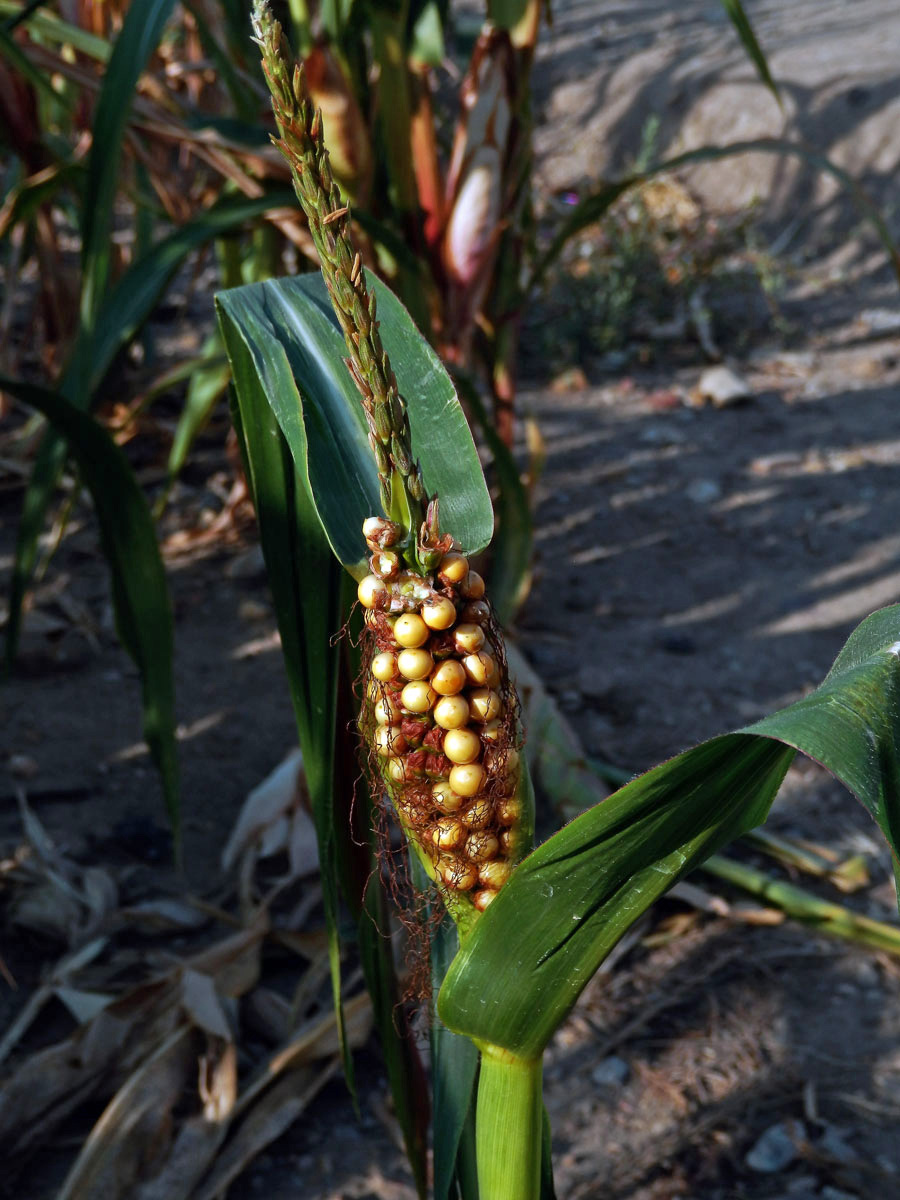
[718,0,780,104]
[222,309,430,1194]
[6,190,294,669]
[531,139,900,291]
[0,374,178,833]
[78,0,178,338]
[439,604,900,1057]
[215,273,493,575]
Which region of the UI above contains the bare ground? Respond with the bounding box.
[5,2,900,1198]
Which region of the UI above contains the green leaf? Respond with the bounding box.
[718,0,781,106]
[0,374,179,834]
[0,1,111,60]
[440,603,900,1058]
[78,0,178,338]
[6,190,294,668]
[440,734,793,1059]
[165,334,231,485]
[215,272,493,575]
[453,370,531,626]
[223,310,430,1195]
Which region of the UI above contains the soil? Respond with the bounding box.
[4,2,900,1199]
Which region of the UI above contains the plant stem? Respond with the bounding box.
[701,853,900,955]
[475,1044,543,1200]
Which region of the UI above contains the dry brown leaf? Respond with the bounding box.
[133,1041,238,1200]
[180,969,232,1041]
[192,1061,338,1200]
[221,749,318,881]
[56,1026,195,1200]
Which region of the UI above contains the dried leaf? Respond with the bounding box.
[56,1026,195,1200]
[180,969,231,1041]
[134,1041,237,1200]
[221,750,312,874]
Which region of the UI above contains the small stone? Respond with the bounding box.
[592,1056,629,1087]
[695,365,753,408]
[685,478,722,503]
[745,1120,804,1173]
[9,754,39,779]
[239,599,270,622]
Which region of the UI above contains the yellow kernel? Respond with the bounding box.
[454,623,485,654]
[421,596,457,630]
[443,728,481,765]
[374,725,407,756]
[387,756,407,784]
[373,697,400,725]
[449,763,486,797]
[371,651,398,683]
[397,648,434,680]
[486,745,519,776]
[469,688,501,723]
[434,694,470,730]
[485,656,501,688]
[440,552,469,584]
[431,817,466,850]
[465,831,499,862]
[473,888,498,912]
[439,854,478,891]
[481,718,502,742]
[358,574,386,608]
[499,828,514,854]
[394,612,430,648]
[431,660,467,696]
[401,681,436,713]
[497,796,521,826]
[462,797,492,830]
[462,570,485,599]
[478,860,511,889]
[462,651,494,686]
[432,781,464,813]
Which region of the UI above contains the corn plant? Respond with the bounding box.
[209,8,900,1196]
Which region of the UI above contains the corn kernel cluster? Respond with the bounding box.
[358,518,524,913]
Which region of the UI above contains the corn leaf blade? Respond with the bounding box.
[718,0,781,104]
[440,603,900,1057]
[78,0,178,336]
[0,374,178,832]
[215,273,493,574]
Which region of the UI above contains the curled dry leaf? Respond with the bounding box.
[221,749,319,882]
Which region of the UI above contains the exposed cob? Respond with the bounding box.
[253,1,529,928]
[357,517,529,923]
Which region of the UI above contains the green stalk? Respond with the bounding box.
[701,854,900,955]
[475,1044,543,1200]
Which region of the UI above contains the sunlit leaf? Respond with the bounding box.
[216,272,493,575]
[440,604,900,1058]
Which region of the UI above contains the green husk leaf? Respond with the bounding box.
[440,604,900,1058]
[215,272,493,574]
[0,374,178,835]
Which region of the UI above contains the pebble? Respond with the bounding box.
[591,1056,630,1087]
[695,365,753,408]
[744,1119,804,1173]
[685,478,722,503]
